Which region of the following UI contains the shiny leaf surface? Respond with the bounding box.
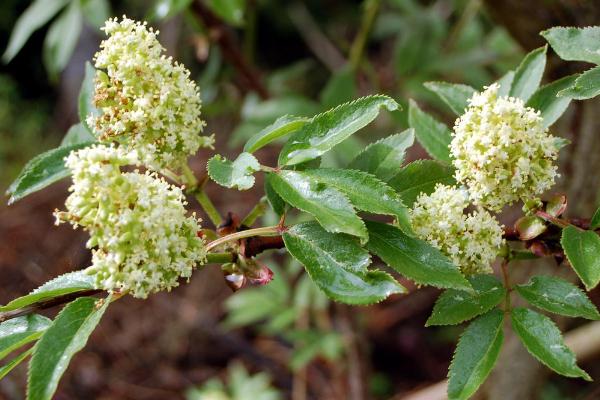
[365,221,470,290]
[448,309,504,400]
[283,222,405,304]
[278,95,399,166]
[269,171,367,241]
[347,129,414,182]
[426,275,505,326]
[511,307,590,380]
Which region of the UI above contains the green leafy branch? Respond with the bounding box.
[3,22,600,400]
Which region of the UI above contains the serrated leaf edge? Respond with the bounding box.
[515,277,600,320]
[426,284,506,327]
[447,310,504,400]
[283,229,405,305]
[279,95,400,165]
[272,171,368,242]
[511,308,591,381]
[560,226,600,291]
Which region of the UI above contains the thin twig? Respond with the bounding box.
[194,189,223,227]
[349,0,380,72]
[287,3,347,71]
[500,258,511,311]
[206,225,281,252]
[181,164,223,227]
[191,0,269,98]
[241,197,268,227]
[0,289,103,323]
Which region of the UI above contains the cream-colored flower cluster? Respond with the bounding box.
[88,16,212,171]
[55,145,206,298]
[450,83,560,211]
[411,184,505,275]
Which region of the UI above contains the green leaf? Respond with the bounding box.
[264,174,286,216]
[298,168,412,234]
[43,1,82,80]
[0,315,51,361]
[408,100,452,163]
[0,348,33,380]
[7,142,95,204]
[269,171,367,241]
[448,309,504,400]
[561,225,600,290]
[241,93,320,124]
[426,275,506,326]
[80,0,110,28]
[207,153,261,190]
[496,70,514,97]
[61,123,95,147]
[243,115,308,153]
[283,222,405,304]
[319,66,357,109]
[346,129,414,182]
[387,160,456,207]
[0,271,96,313]
[2,0,69,63]
[27,296,111,400]
[541,27,600,64]
[516,275,600,320]
[151,0,192,20]
[511,307,591,380]
[558,66,600,100]
[78,62,100,134]
[591,206,600,230]
[424,81,476,116]
[278,95,399,166]
[527,75,578,127]
[509,46,547,102]
[365,221,471,290]
[289,331,343,370]
[207,0,245,26]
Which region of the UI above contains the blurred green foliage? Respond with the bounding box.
[186,362,281,400]
[0,74,56,189]
[1,0,531,396]
[223,259,344,371]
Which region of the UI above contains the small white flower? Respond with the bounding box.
[89,16,213,171]
[410,184,505,275]
[56,145,206,298]
[451,83,560,211]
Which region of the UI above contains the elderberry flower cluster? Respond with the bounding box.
[55,145,206,298]
[89,16,213,171]
[410,184,505,275]
[450,83,560,211]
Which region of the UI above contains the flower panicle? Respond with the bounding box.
[56,145,206,299]
[410,184,505,275]
[450,83,560,212]
[89,16,212,172]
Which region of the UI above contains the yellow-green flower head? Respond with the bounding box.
[88,16,213,171]
[410,184,505,275]
[55,145,206,298]
[450,83,560,212]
